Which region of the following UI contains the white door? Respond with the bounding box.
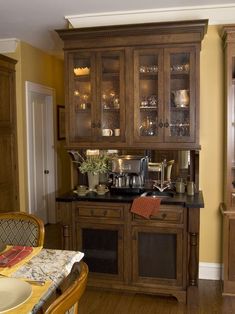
[25,82,56,224]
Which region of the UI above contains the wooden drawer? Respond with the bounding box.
[133,206,184,224]
[75,204,123,219]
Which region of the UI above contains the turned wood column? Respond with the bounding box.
[62,225,71,250]
[187,207,200,305]
[188,208,200,286]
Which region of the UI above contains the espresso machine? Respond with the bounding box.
[110,155,148,194]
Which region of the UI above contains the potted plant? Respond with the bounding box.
[72,152,110,190]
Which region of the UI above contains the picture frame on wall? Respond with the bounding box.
[57,105,65,140]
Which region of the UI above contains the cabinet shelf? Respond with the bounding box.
[171,70,189,76]
[103,108,120,112]
[140,107,158,111]
[74,75,90,82]
[139,73,158,80]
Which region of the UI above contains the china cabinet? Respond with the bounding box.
[133,46,196,144]
[221,26,235,296]
[56,19,208,149]
[68,50,126,145]
[0,54,19,211]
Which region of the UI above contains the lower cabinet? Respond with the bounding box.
[132,226,185,287]
[57,200,198,303]
[221,203,235,295]
[76,222,124,281]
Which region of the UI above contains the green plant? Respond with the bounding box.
[74,153,110,175]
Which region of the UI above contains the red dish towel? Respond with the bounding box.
[0,246,33,267]
[131,196,161,219]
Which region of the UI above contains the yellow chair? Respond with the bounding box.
[45,261,88,314]
[0,212,44,247]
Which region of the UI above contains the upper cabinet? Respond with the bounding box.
[68,50,126,146]
[57,20,208,149]
[133,47,195,145]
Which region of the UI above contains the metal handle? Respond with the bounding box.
[152,213,167,220]
[164,120,169,128]
[158,120,163,128]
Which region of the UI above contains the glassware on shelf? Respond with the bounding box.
[139,116,156,136]
[140,95,158,108]
[139,65,158,73]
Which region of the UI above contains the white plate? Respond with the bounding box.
[0,278,32,313]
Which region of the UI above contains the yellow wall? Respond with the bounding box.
[5,42,70,213]
[200,25,224,263]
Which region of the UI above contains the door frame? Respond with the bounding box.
[25,81,57,223]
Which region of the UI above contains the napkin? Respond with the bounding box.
[131,196,161,219]
[0,246,33,267]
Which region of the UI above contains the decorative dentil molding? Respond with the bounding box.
[66,4,235,28]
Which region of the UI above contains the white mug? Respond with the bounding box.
[102,128,113,136]
[114,128,120,136]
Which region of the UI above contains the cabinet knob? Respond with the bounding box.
[164,120,169,128]
[103,210,107,216]
[158,120,164,128]
[44,170,49,174]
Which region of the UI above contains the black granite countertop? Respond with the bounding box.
[56,189,204,208]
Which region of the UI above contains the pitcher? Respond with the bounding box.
[172,89,190,107]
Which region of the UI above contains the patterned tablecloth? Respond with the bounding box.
[11,248,84,313]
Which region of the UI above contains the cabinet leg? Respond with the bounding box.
[61,225,70,250]
[188,232,198,286]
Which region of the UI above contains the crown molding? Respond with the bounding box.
[66,4,235,28]
[0,38,19,53]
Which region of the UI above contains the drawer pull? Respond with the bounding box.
[103,210,107,216]
[90,209,94,216]
[152,213,167,220]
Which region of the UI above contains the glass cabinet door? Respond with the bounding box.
[164,47,195,142]
[69,52,96,142]
[133,49,163,143]
[97,51,125,141]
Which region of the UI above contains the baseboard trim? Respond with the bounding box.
[199,262,221,280]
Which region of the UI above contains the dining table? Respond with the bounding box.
[0,246,84,313]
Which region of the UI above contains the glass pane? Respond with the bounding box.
[101,55,121,138]
[82,228,118,274]
[170,53,190,138]
[73,57,92,137]
[138,232,176,279]
[138,54,158,137]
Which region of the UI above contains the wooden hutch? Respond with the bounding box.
[221,26,235,296]
[56,20,207,303]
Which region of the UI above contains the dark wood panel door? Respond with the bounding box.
[0,54,18,211]
[75,222,124,282]
[132,225,185,288]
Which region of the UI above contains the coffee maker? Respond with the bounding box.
[110,155,148,194]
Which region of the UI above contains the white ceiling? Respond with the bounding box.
[0,0,235,55]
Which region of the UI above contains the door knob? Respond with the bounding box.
[44,170,49,174]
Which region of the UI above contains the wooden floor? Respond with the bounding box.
[44,224,235,314]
